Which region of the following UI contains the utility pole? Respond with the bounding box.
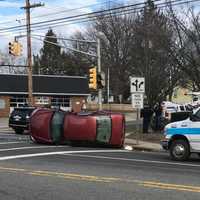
[22,1,44,106]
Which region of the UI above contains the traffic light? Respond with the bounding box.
[8,41,23,56]
[14,42,23,56]
[89,67,97,90]
[97,72,105,89]
[8,42,14,55]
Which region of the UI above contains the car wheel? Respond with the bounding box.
[14,128,24,134]
[170,139,190,161]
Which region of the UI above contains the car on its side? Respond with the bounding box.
[9,107,35,134]
[30,108,125,147]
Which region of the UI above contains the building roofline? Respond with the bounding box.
[0,92,90,96]
[0,73,87,79]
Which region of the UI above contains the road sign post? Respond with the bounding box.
[130,77,145,145]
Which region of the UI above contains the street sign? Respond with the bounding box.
[130,77,145,93]
[131,93,144,109]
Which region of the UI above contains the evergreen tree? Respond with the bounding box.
[33,29,64,75]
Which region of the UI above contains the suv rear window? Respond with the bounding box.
[11,108,35,116]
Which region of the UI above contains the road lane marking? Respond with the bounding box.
[0,165,200,192]
[140,181,200,193]
[65,154,200,168]
[0,145,69,152]
[0,149,126,161]
[0,142,26,145]
[28,171,119,182]
[0,166,119,183]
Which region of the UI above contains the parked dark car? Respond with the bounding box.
[9,107,35,134]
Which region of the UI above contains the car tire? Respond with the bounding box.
[170,139,190,161]
[14,128,24,134]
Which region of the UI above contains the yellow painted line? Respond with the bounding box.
[141,183,200,193]
[137,181,200,193]
[29,172,113,183]
[0,166,119,183]
[141,181,200,190]
[29,170,120,182]
[0,166,26,172]
[0,165,200,192]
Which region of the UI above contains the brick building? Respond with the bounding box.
[0,74,90,117]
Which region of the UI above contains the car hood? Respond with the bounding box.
[165,118,191,129]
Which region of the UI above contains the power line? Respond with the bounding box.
[0,0,164,32]
[32,0,198,31]
[0,0,121,26]
[0,0,198,36]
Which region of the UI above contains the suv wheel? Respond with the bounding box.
[170,139,190,161]
[14,128,24,134]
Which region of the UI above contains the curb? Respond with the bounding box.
[124,142,162,152]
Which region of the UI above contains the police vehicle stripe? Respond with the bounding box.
[166,128,200,135]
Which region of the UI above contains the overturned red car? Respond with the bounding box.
[30,108,125,147]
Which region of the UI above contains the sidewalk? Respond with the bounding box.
[0,118,9,129]
[124,138,162,152]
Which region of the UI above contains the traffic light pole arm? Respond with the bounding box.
[32,36,97,57]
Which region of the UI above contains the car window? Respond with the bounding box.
[194,109,200,120]
[179,106,185,111]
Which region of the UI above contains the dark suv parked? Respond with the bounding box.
[9,107,35,134]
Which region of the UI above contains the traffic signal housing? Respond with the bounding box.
[97,72,105,89]
[89,67,97,90]
[8,41,23,56]
[9,42,15,55]
[14,42,23,56]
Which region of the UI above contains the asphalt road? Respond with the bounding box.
[0,131,200,199]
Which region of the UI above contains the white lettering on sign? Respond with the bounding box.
[131,93,144,109]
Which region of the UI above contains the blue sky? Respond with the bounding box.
[0,0,199,57]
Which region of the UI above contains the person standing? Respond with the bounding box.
[140,104,154,133]
[154,102,163,131]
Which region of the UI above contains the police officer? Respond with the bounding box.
[140,104,154,133]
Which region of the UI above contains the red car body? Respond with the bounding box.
[30,108,54,144]
[30,108,125,147]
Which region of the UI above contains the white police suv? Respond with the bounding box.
[161,108,200,161]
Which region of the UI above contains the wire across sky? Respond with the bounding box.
[0,0,199,37]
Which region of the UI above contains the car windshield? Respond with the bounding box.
[12,108,34,116]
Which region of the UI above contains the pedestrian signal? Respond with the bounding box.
[89,67,97,90]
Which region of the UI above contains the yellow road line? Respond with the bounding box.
[141,183,200,193]
[141,181,200,190]
[0,165,200,192]
[0,166,27,172]
[29,172,113,183]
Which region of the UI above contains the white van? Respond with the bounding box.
[161,101,187,121]
[161,108,200,161]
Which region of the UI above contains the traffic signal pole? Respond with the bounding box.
[97,38,102,111]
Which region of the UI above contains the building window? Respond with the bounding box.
[10,96,28,108]
[51,96,70,109]
[0,99,5,109]
[35,96,49,105]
